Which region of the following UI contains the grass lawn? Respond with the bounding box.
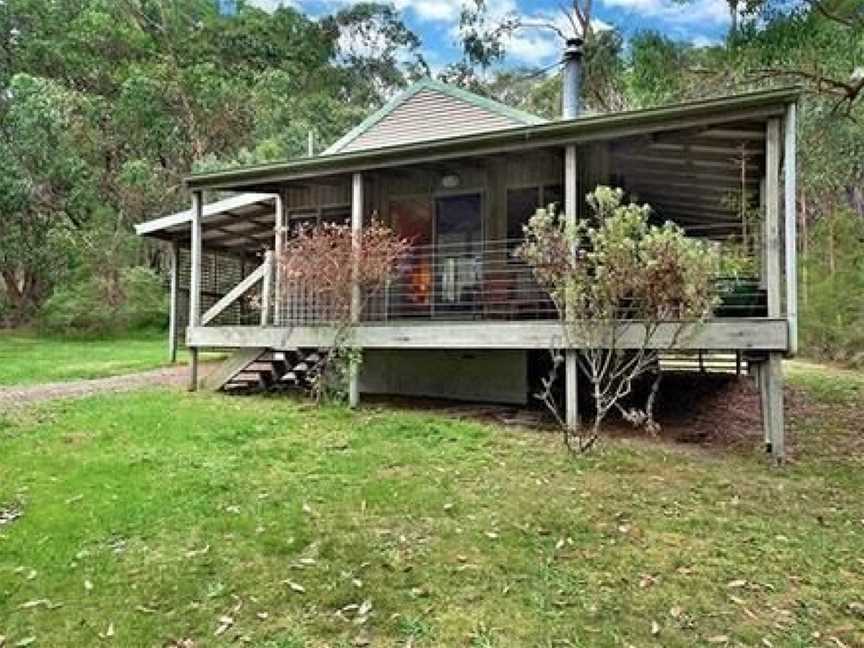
[0,330,178,386]
[1,364,862,647]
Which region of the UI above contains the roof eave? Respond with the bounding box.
[187,87,801,192]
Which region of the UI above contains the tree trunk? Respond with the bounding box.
[1,268,45,326]
[728,0,739,34]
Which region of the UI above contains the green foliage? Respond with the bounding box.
[39,266,167,336]
[800,209,864,366]
[0,0,425,330]
[518,186,720,322]
[517,187,721,445]
[625,31,691,108]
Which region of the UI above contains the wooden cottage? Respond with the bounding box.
[136,77,799,460]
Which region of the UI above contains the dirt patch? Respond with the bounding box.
[0,365,190,409]
[364,372,767,452]
[605,372,764,448]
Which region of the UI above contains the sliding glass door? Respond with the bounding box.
[434,193,482,316]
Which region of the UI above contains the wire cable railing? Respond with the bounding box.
[269,238,768,326]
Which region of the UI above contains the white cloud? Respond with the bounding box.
[690,34,721,47]
[393,0,464,22]
[600,0,730,26]
[246,0,295,9]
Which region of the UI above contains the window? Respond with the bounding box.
[507,184,563,244]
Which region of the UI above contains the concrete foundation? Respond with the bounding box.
[359,349,528,405]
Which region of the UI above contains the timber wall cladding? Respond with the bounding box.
[171,248,259,349]
[341,89,525,153]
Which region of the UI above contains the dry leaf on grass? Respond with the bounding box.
[214,615,234,636]
[18,600,49,609]
[283,580,305,593]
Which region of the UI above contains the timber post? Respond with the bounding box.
[273,188,286,326]
[349,172,363,408]
[564,143,580,430]
[168,241,180,363]
[188,190,203,391]
[784,102,798,356]
[762,117,785,462]
[261,251,274,326]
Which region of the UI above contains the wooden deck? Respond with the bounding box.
[187,318,788,352]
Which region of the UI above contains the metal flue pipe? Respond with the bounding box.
[561,37,584,119]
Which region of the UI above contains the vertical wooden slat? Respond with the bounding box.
[564,144,579,430]
[168,241,180,363]
[784,102,798,355]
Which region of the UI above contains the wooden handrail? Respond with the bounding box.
[202,252,272,326]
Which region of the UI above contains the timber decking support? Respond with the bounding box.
[756,355,785,462]
[168,241,180,364]
[349,172,363,409]
[188,190,204,392]
[564,143,580,430]
[189,347,199,392]
[763,117,785,462]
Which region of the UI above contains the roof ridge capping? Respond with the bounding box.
[322,77,547,155]
[187,85,801,190]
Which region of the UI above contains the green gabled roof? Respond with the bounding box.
[187,86,801,191]
[323,77,547,155]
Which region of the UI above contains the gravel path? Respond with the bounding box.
[0,365,191,410]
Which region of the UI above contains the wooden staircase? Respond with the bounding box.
[204,348,324,394]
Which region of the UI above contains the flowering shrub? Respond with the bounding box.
[515,186,720,450]
[279,220,409,402]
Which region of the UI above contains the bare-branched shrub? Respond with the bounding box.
[279,221,409,402]
[516,186,720,451]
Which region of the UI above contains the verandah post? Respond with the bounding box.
[168,241,180,364]
[261,250,274,326]
[273,188,286,326]
[762,117,785,462]
[784,102,798,356]
[349,172,363,408]
[188,189,203,391]
[564,144,580,430]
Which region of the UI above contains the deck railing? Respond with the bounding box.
[269,238,767,326]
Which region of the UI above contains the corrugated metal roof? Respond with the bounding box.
[186,87,800,192]
[323,78,546,155]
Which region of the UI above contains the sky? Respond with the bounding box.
[247,0,732,70]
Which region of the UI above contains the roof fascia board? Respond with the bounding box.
[135,192,274,237]
[189,99,792,192]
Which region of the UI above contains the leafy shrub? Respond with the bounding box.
[39,266,166,336]
[515,186,721,450]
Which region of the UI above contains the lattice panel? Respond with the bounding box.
[171,249,262,350]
